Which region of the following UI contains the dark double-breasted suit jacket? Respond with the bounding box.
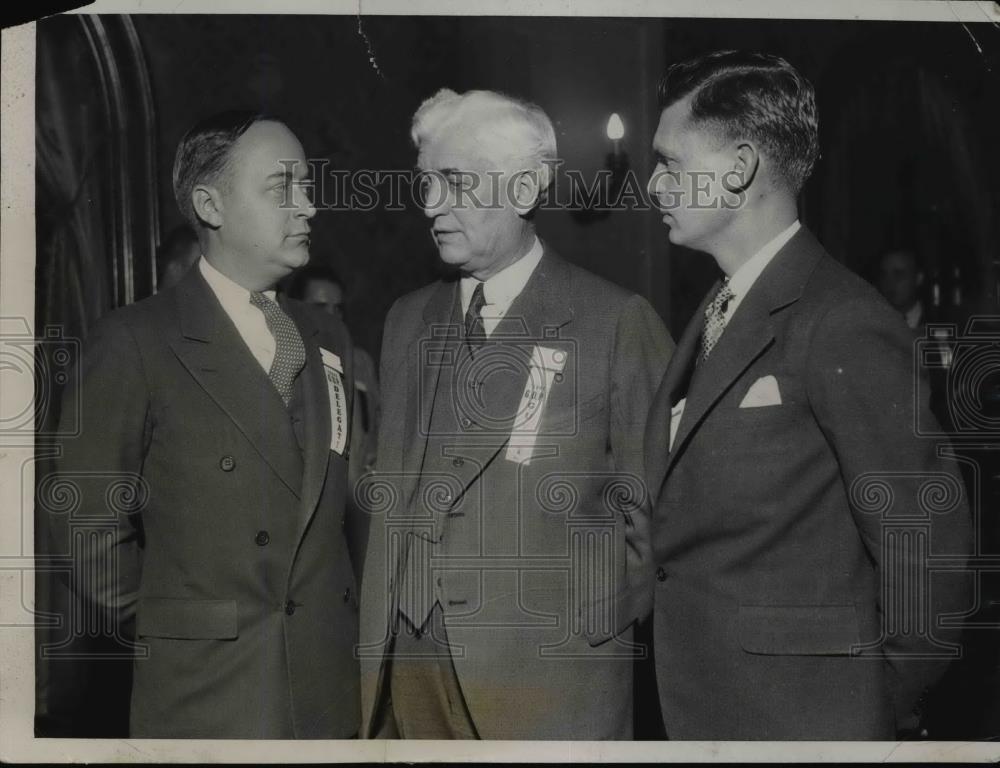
[643,226,973,739]
[359,247,674,739]
[55,265,361,738]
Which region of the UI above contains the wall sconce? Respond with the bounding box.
[571,112,631,225]
[607,113,625,155]
[605,112,629,200]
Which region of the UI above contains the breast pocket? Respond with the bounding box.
[713,402,803,455]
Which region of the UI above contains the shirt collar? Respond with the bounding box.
[727,220,801,301]
[199,256,277,308]
[460,236,544,314]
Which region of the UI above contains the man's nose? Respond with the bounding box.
[295,185,317,219]
[424,191,450,219]
[422,177,450,219]
[647,165,674,206]
[647,171,663,206]
[646,163,663,198]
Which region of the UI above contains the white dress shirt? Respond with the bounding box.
[669,220,801,451]
[199,256,277,374]
[722,219,801,326]
[459,236,544,338]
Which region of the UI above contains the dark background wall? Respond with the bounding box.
[134,15,672,360]
[34,13,1000,739]
[133,15,999,358]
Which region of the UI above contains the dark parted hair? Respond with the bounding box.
[285,262,344,300]
[658,50,819,193]
[171,110,279,229]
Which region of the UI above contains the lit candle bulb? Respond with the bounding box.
[606,113,625,157]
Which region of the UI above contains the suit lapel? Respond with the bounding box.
[403,246,574,510]
[402,278,460,510]
[664,291,776,474]
[169,267,303,497]
[281,298,331,532]
[451,245,575,493]
[645,284,715,501]
[480,245,574,433]
[662,226,826,480]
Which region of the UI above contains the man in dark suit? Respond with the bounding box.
[643,51,972,739]
[285,262,381,582]
[359,88,674,739]
[55,111,360,738]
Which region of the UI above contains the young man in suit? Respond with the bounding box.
[644,51,972,739]
[359,89,674,739]
[55,112,360,738]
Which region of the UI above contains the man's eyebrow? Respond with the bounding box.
[266,169,312,182]
[415,167,471,178]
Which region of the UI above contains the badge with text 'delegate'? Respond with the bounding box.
[320,347,348,455]
[505,345,567,465]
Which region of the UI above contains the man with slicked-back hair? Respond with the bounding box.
[644,51,972,739]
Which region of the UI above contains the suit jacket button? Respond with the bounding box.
[452,457,464,467]
[460,416,472,428]
[343,587,351,603]
[219,455,236,472]
[656,567,667,582]
[255,530,270,546]
[284,600,296,615]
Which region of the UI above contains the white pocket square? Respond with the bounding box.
[739,375,782,408]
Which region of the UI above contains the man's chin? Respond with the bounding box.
[436,245,471,268]
[284,247,311,270]
[665,225,685,246]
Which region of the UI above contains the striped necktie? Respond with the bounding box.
[464,281,487,350]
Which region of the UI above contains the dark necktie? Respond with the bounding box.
[249,291,306,405]
[464,281,487,349]
[699,280,735,363]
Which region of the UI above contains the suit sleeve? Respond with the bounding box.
[607,294,675,633]
[54,312,150,628]
[805,296,972,732]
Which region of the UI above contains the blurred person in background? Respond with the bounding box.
[285,262,380,581]
[155,224,201,291]
[877,248,926,331]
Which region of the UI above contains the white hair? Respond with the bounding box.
[411,88,558,192]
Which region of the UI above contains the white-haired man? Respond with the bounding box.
[358,89,674,739]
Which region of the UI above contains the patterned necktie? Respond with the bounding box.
[464,281,487,349]
[699,281,735,363]
[249,291,306,405]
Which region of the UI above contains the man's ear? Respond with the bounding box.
[724,141,759,193]
[509,169,542,216]
[192,184,224,229]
